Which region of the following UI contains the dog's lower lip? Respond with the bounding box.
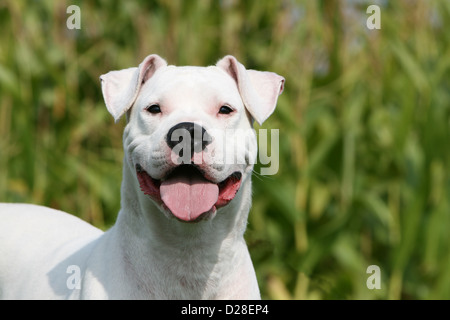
[136,164,242,186]
[216,171,242,208]
[136,164,161,199]
[220,171,242,184]
[136,164,242,220]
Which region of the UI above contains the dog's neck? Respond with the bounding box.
[107,160,258,299]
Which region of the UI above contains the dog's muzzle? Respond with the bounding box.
[135,122,242,223]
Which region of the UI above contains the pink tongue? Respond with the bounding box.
[160,172,219,222]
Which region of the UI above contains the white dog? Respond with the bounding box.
[0,54,284,299]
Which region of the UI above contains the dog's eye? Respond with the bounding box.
[146,104,161,114]
[218,105,233,115]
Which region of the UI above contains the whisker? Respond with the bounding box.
[251,169,275,182]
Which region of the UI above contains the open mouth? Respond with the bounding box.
[136,164,242,222]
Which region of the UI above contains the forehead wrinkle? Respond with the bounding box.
[137,66,243,111]
[162,71,236,109]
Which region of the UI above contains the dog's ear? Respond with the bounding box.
[100,54,167,122]
[216,55,284,125]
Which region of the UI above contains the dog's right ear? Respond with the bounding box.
[216,55,284,126]
[100,54,167,122]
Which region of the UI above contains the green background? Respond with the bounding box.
[0,0,449,299]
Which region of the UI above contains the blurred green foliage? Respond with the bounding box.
[0,0,449,299]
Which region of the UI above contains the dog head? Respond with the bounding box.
[100,54,284,223]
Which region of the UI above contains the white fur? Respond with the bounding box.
[0,55,283,299]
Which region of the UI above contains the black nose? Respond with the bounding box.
[166,122,212,159]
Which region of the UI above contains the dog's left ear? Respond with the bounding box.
[216,55,284,125]
[100,54,167,122]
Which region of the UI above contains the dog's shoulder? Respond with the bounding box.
[0,203,102,238]
[0,203,104,299]
[0,203,103,263]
